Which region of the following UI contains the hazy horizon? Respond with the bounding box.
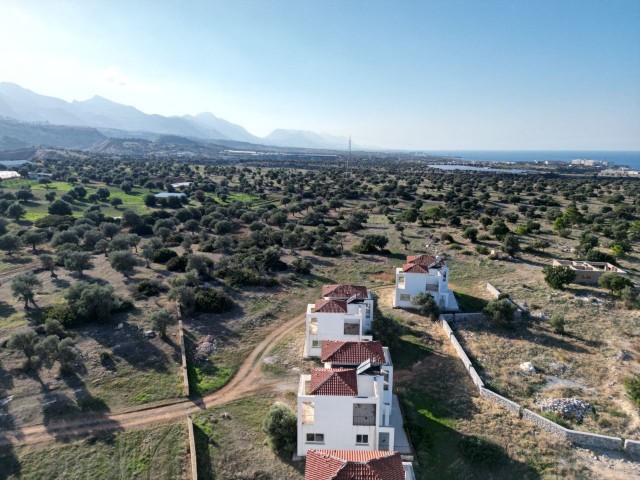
[1,0,639,150]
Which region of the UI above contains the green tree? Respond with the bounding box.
[462,227,478,243]
[490,220,510,240]
[150,308,177,339]
[57,338,77,373]
[503,234,521,257]
[598,273,632,297]
[65,281,120,324]
[39,253,56,277]
[621,286,639,310]
[23,230,47,252]
[7,329,39,367]
[262,403,297,454]
[48,199,73,216]
[412,292,440,320]
[64,251,94,277]
[35,335,60,369]
[6,202,26,221]
[109,250,138,277]
[483,298,516,327]
[542,265,576,290]
[0,234,23,256]
[11,272,42,309]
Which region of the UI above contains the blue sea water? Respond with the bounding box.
[426,151,640,170]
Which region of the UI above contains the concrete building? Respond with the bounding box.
[393,254,458,311]
[552,259,627,285]
[321,340,393,407]
[305,450,415,480]
[297,367,395,457]
[304,285,374,358]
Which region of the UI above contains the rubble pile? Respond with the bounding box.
[538,397,592,421]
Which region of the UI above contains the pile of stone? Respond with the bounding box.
[538,397,592,421]
[196,335,218,361]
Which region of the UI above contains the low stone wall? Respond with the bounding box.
[521,409,569,438]
[624,439,640,457]
[178,320,190,397]
[486,283,501,299]
[478,387,521,416]
[441,312,485,322]
[438,316,638,455]
[186,415,198,480]
[566,429,623,451]
[448,333,473,371]
[468,367,485,389]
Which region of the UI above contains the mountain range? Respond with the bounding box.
[0,82,350,150]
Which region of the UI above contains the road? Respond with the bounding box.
[0,311,305,447]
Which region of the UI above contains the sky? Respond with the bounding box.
[0,0,639,150]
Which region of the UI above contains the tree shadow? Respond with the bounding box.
[0,364,20,480]
[0,302,17,319]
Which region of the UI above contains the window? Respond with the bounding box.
[306,433,324,443]
[311,339,320,348]
[356,434,369,445]
[344,322,360,335]
[400,294,411,301]
[365,304,372,318]
[398,275,405,288]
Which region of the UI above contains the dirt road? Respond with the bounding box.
[0,311,307,447]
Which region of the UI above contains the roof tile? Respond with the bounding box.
[315,299,348,313]
[309,368,358,396]
[321,341,386,365]
[305,450,405,480]
[322,284,369,299]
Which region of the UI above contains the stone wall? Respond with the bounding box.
[448,333,473,371]
[441,312,485,322]
[186,415,198,480]
[565,429,623,451]
[521,409,569,438]
[486,283,501,299]
[624,439,640,457]
[178,320,190,397]
[438,316,638,455]
[478,387,521,416]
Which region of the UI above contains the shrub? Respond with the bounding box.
[550,314,565,334]
[412,293,440,321]
[624,374,640,406]
[152,248,178,264]
[542,265,575,290]
[290,258,312,274]
[150,308,177,339]
[41,303,76,327]
[262,404,297,454]
[598,273,632,296]
[44,319,66,337]
[136,279,165,297]
[64,282,121,325]
[483,298,515,327]
[166,255,188,272]
[194,288,235,313]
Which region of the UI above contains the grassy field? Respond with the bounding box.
[192,395,303,480]
[0,423,188,480]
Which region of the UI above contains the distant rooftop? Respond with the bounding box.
[155,192,186,198]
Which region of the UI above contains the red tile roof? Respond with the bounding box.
[402,263,430,274]
[310,368,358,396]
[305,450,405,480]
[407,254,444,267]
[315,299,348,313]
[321,341,386,365]
[322,284,369,299]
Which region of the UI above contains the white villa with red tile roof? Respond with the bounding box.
[393,254,459,311]
[297,365,395,457]
[304,285,374,358]
[305,449,415,480]
[321,340,393,407]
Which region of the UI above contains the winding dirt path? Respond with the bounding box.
[0,311,306,447]
[0,285,394,448]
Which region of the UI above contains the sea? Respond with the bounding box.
[425,151,640,170]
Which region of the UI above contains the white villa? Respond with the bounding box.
[297,365,395,457]
[393,254,459,311]
[321,340,393,407]
[304,285,374,358]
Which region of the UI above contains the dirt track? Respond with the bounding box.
[0,311,306,447]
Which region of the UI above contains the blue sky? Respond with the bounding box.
[1,0,639,150]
